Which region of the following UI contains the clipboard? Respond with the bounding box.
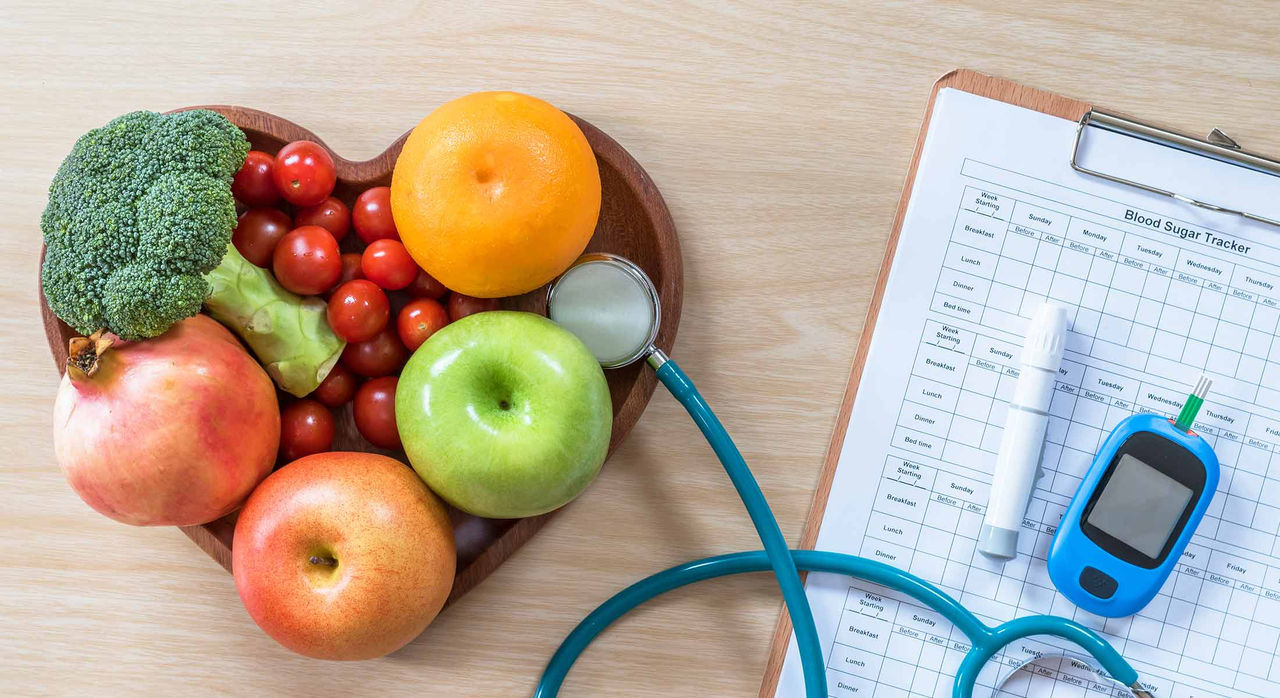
[758,68,1280,697]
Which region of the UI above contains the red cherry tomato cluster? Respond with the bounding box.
[229,143,506,459]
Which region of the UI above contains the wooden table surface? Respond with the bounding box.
[4,2,1279,695]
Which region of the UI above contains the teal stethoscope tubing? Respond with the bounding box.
[650,358,827,695]
[533,551,1136,697]
[534,357,1143,697]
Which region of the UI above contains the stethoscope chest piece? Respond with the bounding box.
[547,253,661,368]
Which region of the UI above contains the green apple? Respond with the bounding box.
[396,311,613,518]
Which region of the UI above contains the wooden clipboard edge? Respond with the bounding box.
[757,69,1091,697]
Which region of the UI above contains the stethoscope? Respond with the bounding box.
[535,253,1154,698]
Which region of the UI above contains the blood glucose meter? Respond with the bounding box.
[1048,380,1218,618]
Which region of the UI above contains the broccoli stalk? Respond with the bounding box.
[41,109,345,396]
[204,244,344,396]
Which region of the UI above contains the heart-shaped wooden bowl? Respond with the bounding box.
[40,105,682,605]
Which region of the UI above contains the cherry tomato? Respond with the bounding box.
[272,225,342,296]
[231,150,280,208]
[294,196,350,242]
[279,399,335,462]
[274,141,336,206]
[397,298,449,351]
[232,208,291,267]
[354,376,401,450]
[407,269,449,299]
[341,326,408,377]
[448,293,500,321]
[312,362,358,407]
[329,252,365,293]
[361,239,418,291]
[352,186,398,243]
[327,279,390,343]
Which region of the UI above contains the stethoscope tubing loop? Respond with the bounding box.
[534,548,1145,697]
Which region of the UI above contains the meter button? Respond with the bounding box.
[1080,566,1118,599]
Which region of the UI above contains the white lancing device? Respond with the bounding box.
[978,302,1070,561]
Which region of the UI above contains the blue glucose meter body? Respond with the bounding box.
[1048,413,1218,618]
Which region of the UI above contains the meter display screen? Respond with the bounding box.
[1085,453,1194,559]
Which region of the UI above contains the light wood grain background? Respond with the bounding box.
[3,1,1279,695]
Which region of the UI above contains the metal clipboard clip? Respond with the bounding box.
[1070,109,1280,229]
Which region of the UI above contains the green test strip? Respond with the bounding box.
[1174,375,1212,433]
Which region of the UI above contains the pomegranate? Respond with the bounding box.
[53,315,280,526]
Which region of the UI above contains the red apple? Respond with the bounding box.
[232,452,456,660]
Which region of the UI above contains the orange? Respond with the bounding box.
[390,91,602,298]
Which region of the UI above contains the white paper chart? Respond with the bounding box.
[773,89,1280,697]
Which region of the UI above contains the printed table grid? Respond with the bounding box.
[826,576,1136,698]
[934,184,1280,413]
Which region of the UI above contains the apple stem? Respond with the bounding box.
[309,555,338,567]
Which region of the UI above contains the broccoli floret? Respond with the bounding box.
[40,109,346,396]
[40,109,248,340]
